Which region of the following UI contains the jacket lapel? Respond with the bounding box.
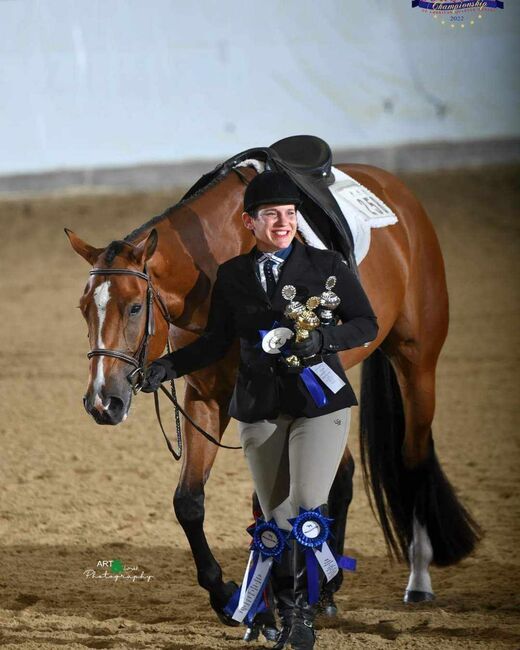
[236,239,310,309]
[237,247,271,305]
[270,239,310,311]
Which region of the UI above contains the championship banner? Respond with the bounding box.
[412,0,503,8]
[289,507,356,605]
[224,518,288,624]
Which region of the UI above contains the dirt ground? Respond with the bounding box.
[0,166,519,649]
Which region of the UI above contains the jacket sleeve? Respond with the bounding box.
[320,254,379,353]
[154,266,236,379]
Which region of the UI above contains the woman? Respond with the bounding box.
[142,171,378,649]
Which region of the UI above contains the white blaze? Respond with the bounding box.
[93,281,111,400]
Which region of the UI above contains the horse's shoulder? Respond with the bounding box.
[217,252,251,275]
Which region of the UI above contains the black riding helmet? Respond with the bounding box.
[243,171,302,214]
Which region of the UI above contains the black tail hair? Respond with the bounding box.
[359,348,481,566]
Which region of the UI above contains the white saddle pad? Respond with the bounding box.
[235,160,398,264]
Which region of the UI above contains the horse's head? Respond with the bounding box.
[66,228,169,425]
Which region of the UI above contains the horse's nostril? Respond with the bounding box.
[106,395,125,420]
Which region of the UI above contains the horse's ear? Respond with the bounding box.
[132,229,158,266]
[65,228,104,265]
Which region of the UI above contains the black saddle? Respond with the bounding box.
[181,135,356,270]
[270,135,335,185]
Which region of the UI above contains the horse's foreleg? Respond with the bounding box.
[173,383,239,625]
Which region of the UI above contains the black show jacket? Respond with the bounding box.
[157,239,378,422]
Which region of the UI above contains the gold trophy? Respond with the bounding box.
[282,285,321,367]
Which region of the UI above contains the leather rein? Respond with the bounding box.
[87,267,240,459]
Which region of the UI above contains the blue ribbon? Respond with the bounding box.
[248,518,289,561]
[412,0,503,8]
[224,518,288,624]
[337,555,357,571]
[288,508,333,551]
[258,324,328,409]
[300,367,328,408]
[289,507,356,605]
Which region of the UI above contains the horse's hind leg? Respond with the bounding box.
[385,262,480,601]
[388,343,439,602]
[173,383,238,625]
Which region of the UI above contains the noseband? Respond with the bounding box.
[87,267,171,392]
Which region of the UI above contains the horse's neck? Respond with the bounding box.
[152,170,252,330]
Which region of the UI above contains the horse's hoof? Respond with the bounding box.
[210,580,241,627]
[318,591,338,617]
[404,589,435,604]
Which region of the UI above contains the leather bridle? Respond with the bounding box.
[87,266,171,392]
[86,265,241,458]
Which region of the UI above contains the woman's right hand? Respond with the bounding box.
[141,363,167,393]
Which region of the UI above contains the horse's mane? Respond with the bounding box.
[124,167,238,243]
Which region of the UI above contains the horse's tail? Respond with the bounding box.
[359,348,481,566]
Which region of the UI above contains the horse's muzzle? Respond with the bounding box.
[83,393,129,425]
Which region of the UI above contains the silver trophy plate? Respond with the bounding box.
[261,327,294,354]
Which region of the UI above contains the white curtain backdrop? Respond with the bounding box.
[1,0,518,174]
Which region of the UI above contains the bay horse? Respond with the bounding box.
[66,163,480,625]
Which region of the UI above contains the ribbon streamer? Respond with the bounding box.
[300,367,328,408]
[224,518,288,624]
[289,507,356,605]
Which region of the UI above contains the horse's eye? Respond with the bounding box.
[130,304,142,315]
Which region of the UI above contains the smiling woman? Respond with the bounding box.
[241,172,302,253]
[243,205,298,252]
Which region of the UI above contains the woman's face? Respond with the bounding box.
[242,204,298,252]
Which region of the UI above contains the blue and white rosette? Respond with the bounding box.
[289,507,356,605]
[224,518,288,624]
[258,324,328,409]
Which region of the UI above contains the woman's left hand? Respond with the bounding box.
[288,329,323,358]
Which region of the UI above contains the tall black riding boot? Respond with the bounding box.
[287,540,319,650]
[271,540,295,650]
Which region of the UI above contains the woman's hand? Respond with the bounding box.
[287,329,323,358]
[141,363,167,392]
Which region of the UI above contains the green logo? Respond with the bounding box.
[110,559,124,573]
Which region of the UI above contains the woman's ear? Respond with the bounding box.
[242,212,255,231]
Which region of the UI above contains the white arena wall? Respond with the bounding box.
[1,0,519,190]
